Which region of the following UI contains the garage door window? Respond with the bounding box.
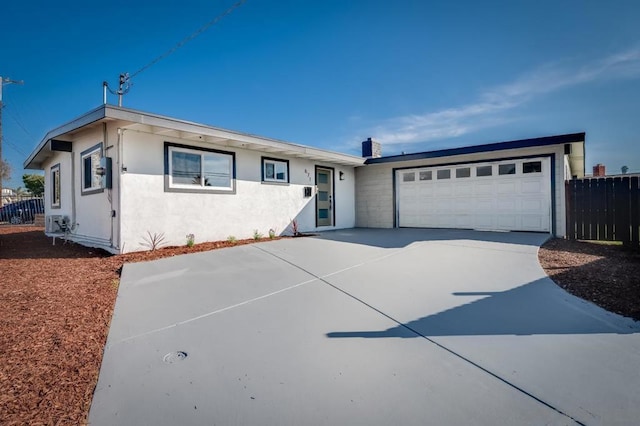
[456,167,471,178]
[437,169,451,179]
[419,171,432,181]
[476,165,492,177]
[403,172,415,182]
[523,161,542,174]
[499,163,516,175]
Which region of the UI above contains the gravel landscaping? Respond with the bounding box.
[1,226,638,424]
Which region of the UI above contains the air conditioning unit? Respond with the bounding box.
[45,215,69,233]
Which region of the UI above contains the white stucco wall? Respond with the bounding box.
[41,123,120,252]
[119,129,356,253]
[356,145,570,237]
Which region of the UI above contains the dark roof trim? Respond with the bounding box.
[365,132,586,165]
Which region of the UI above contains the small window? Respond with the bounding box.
[403,172,415,182]
[456,167,471,178]
[437,169,451,180]
[523,161,542,174]
[476,165,492,177]
[419,171,432,181]
[81,143,103,195]
[165,143,235,193]
[498,163,516,175]
[51,164,61,208]
[262,157,289,183]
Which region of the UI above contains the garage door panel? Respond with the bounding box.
[497,181,517,194]
[497,198,516,211]
[521,214,546,230]
[497,215,517,228]
[522,180,543,193]
[476,199,494,211]
[397,157,551,232]
[455,183,474,196]
[475,182,494,195]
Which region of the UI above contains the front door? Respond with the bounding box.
[316,167,333,226]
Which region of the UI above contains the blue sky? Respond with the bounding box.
[2,0,639,188]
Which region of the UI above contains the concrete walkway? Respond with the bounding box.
[90,228,640,425]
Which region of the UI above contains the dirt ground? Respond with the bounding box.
[1,227,638,424]
[539,238,640,321]
[0,226,281,425]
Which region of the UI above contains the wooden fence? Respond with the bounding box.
[565,176,639,247]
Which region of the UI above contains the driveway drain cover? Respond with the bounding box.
[163,351,188,364]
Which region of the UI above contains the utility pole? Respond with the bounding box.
[0,76,24,203]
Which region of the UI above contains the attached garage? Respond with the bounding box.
[355,133,586,237]
[397,157,551,232]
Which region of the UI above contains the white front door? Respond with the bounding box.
[397,158,551,232]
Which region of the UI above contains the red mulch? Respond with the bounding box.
[539,238,640,321]
[0,226,282,425]
[3,227,637,424]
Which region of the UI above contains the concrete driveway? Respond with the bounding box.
[90,228,640,425]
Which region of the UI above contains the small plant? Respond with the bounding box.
[186,233,195,248]
[227,235,237,244]
[268,228,277,239]
[253,229,263,240]
[141,231,166,251]
[290,219,300,236]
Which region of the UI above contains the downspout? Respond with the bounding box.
[105,122,114,247]
[116,128,125,252]
[70,150,77,227]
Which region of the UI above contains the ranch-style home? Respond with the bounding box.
[23,105,585,253]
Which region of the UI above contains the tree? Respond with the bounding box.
[22,173,44,196]
[621,165,629,174]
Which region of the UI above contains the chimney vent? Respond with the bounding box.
[593,163,606,177]
[362,137,382,159]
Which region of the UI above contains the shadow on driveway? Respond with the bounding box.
[327,277,639,338]
[319,227,548,249]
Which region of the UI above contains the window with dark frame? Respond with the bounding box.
[403,172,415,182]
[498,163,516,175]
[262,157,289,183]
[419,171,432,181]
[437,169,451,179]
[523,161,542,173]
[80,143,103,194]
[476,165,492,177]
[166,143,235,192]
[51,164,61,207]
[456,167,471,178]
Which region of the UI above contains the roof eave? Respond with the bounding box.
[365,132,587,165]
[23,105,107,170]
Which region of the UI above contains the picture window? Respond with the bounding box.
[166,143,235,193]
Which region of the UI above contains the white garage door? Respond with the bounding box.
[397,157,551,232]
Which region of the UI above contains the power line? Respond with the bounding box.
[130,0,246,79]
[106,0,247,105]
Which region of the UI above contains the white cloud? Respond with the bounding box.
[369,46,640,145]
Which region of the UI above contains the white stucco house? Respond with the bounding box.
[23,105,364,253]
[24,104,585,253]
